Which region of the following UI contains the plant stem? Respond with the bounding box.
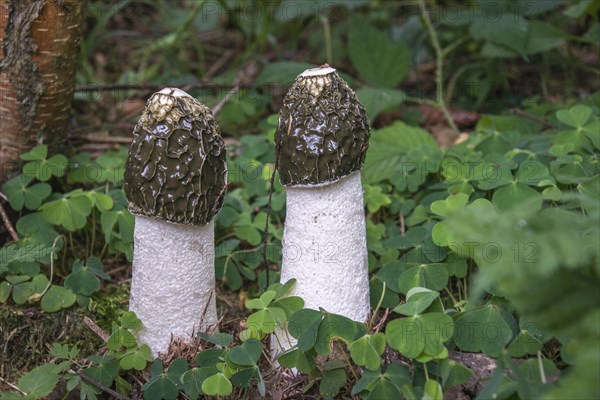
[368,282,386,331]
[41,235,65,297]
[337,342,359,381]
[444,286,459,306]
[418,0,459,134]
[90,211,96,255]
[537,351,547,384]
[322,16,333,65]
[69,232,76,257]
[423,362,430,380]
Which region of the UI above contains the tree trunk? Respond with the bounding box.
[0,0,83,181]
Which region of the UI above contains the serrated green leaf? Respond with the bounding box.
[17,363,60,397]
[348,18,409,87]
[357,86,406,122]
[364,122,437,183]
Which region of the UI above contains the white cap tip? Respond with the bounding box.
[158,87,193,98]
[299,66,336,78]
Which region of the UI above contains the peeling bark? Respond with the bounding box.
[0,0,83,181]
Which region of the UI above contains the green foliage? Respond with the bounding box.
[348,18,410,87]
[1,145,133,313]
[3,0,599,395]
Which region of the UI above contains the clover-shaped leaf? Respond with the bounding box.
[198,332,234,347]
[228,339,262,366]
[107,325,137,351]
[101,207,134,244]
[430,193,469,217]
[349,333,386,370]
[394,287,440,316]
[120,344,153,370]
[120,311,142,330]
[84,358,119,388]
[63,258,109,300]
[386,313,454,359]
[86,191,114,211]
[245,290,276,310]
[277,347,317,373]
[40,285,76,312]
[492,183,543,213]
[315,313,359,356]
[364,185,392,213]
[201,373,233,397]
[515,161,550,186]
[2,174,52,211]
[320,360,347,398]
[21,145,68,182]
[247,307,287,334]
[398,263,449,294]
[195,349,226,369]
[454,305,514,357]
[39,193,92,231]
[143,374,179,400]
[556,105,592,128]
[20,145,48,161]
[182,367,217,399]
[270,296,304,318]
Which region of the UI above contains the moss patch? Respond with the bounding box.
[0,306,101,382]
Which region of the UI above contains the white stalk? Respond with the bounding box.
[271,66,371,355]
[129,216,218,356]
[273,172,370,352]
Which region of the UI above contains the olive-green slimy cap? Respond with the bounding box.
[124,88,227,225]
[276,65,370,187]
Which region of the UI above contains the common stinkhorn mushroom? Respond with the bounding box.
[274,66,371,350]
[124,87,227,355]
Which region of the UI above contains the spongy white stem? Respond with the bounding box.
[129,216,218,356]
[273,171,370,353]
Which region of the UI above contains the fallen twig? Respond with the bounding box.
[0,192,18,241]
[83,316,110,342]
[81,134,132,144]
[74,369,129,400]
[510,108,555,130]
[74,81,240,93]
[0,376,27,396]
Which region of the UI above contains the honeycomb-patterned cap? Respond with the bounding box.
[124,88,227,225]
[276,66,370,187]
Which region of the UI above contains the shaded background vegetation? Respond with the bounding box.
[1,0,599,399]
